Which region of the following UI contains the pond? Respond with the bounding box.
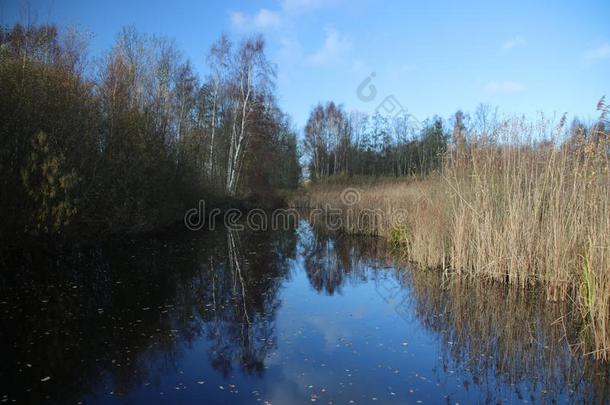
[0,220,608,403]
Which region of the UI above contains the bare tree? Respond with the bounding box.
[225,36,275,196]
[304,104,325,179]
[207,35,230,181]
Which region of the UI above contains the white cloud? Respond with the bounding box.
[502,35,525,51]
[230,8,282,32]
[307,28,352,66]
[281,0,329,13]
[484,81,526,95]
[230,0,337,32]
[584,43,610,61]
[229,0,341,36]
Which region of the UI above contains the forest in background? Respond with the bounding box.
[304,102,448,179]
[0,23,301,243]
[302,100,608,182]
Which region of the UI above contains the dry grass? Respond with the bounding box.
[290,115,610,360]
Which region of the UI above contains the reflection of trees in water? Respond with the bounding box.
[1,223,607,403]
[300,224,390,295]
[1,240,194,403]
[0,227,297,403]
[197,229,294,378]
[402,271,610,402]
[300,223,609,402]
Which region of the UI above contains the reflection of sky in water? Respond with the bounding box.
[1,221,607,404]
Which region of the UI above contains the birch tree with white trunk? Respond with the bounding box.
[225,36,274,196]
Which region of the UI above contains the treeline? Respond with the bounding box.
[303,102,449,180]
[0,24,300,241]
[302,101,610,181]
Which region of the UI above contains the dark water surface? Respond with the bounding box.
[1,221,608,404]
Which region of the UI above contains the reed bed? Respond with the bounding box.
[291,114,610,360]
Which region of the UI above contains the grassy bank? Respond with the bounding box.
[291,115,610,360]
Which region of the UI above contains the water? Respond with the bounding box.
[1,221,608,403]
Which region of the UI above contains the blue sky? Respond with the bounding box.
[3,0,609,127]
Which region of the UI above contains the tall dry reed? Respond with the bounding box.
[291,113,610,360]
